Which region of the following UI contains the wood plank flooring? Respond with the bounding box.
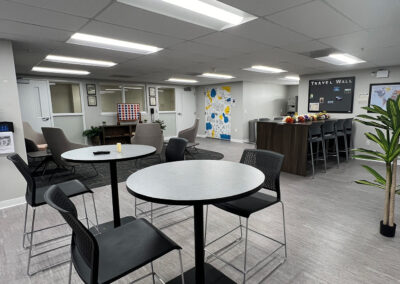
[0,138,399,283]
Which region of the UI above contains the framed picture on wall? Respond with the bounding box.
[149,96,156,106]
[149,87,156,97]
[368,82,400,112]
[87,95,97,106]
[86,84,96,95]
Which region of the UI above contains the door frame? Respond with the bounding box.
[156,85,178,137]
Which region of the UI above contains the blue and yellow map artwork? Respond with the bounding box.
[205,86,232,140]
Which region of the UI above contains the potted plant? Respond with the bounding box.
[154,119,166,131]
[83,126,102,145]
[354,97,400,237]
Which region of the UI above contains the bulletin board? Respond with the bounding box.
[308,77,355,113]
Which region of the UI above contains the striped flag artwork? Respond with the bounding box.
[117,103,140,121]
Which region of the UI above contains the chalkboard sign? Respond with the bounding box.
[308,77,355,113]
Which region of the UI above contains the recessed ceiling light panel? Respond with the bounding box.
[167,78,198,83]
[244,65,287,74]
[117,0,257,31]
[283,76,300,81]
[316,53,366,65]
[45,55,117,67]
[32,66,90,75]
[67,33,162,54]
[200,72,235,79]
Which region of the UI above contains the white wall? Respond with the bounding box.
[0,40,26,206]
[298,66,400,151]
[195,81,289,142]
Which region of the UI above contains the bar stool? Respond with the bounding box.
[308,123,327,177]
[321,120,340,168]
[344,118,353,158]
[335,119,349,161]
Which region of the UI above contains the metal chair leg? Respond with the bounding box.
[150,202,154,224]
[343,136,349,161]
[68,259,73,284]
[281,201,287,259]
[150,262,156,284]
[22,203,29,249]
[335,137,340,168]
[82,195,89,229]
[239,216,243,239]
[321,140,327,173]
[91,193,99,227]
[243,218,249,284]
[27,208,36,276]
[309,141,315,178]
[178,250,185,284]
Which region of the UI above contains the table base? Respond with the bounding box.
[167,263,236,284]
[89,216,135,234]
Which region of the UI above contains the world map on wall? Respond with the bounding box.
[205,86,232,140]
[369,84,400,110]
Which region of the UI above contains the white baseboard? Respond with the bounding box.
[0,196,25,210]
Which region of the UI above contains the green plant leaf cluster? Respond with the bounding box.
[82,126,102,138]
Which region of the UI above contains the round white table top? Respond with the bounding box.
[62,144,156,163]
[126,160,265,205]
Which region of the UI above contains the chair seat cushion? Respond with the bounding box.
[214,191,279,218]
[308,136,322,142]
[32,179,92,206]
[95,218,180,284]
[336,131,345,137]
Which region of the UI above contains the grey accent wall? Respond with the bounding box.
[0,40,27,204]
[298,66,400,151]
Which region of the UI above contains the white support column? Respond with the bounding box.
[0,40,27,208]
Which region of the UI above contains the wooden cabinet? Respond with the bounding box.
[102,124,137,145]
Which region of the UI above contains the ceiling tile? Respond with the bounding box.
[0,19,71,42]
[326,0,400,29]
[95,2,214,40]
[193,32,270,53]
[281,40,330,53]
[11,0,112,18]
[168,41,241,60]
[219,0,312,17]
[0,0,88,31]
[320,26,400,55]
[226,18,310,47]
[267,1,361,39]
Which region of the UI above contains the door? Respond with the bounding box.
[176,88,196,132]
[158,87,177,138]
[18,80,52,132]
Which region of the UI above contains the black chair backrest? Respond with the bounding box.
[25,138,39,153]
[308,124,322,138]
[165,138,187,162]
[322,120,335,135]
[7,153,36,206]
[44,186,99,283]
[335,119,345,132]
[240,149,284,200]
[344,118,353,131]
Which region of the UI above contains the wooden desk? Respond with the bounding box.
[257,121,324,176]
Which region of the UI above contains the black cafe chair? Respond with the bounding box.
[44,185,185,284]
[204,149,287,283]
[135,137,190,229]
[7,153,98,276]
[335,119,349,161]
[308,123,327,177]
[321,120,340,168]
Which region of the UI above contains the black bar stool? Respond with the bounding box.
[335,119,349,161]
[344,118,354,158]
[321,120,340,168]
[308,123,326,177]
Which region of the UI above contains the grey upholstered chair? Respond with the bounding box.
[42,127,96,175]
[131,123,164,161]
[178,118,199,143]
[178,118,199,157]
[23,122,47,149]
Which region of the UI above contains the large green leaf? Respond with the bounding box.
[355,119,387,130]
[365,132,388,152]
[353,154,383,161]
[361,165,386,185]
[388,127,400,156]
[388,147,400,162]
[387,99,399,130]
[355,180,385,189]
[355,148,387,160]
